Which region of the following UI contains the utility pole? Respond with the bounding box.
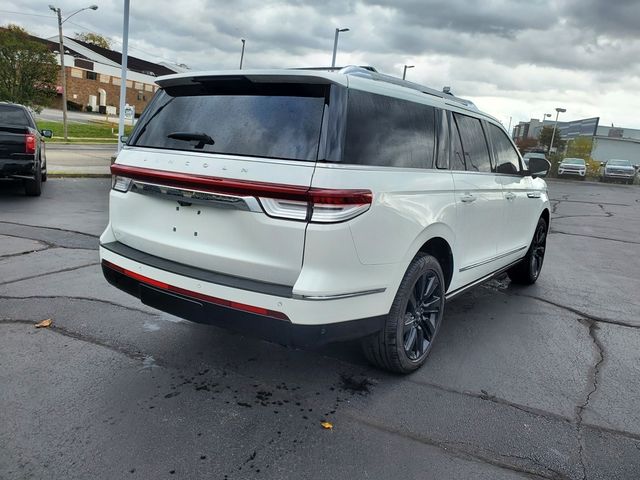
[54,8,68,141]
[239,39,246,69]
[49,4,98,142]
[117,0,130,152]
[548,107,566,155]
[331,28,349,68]
[402,65,414,80]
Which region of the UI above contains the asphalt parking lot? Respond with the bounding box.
[1,178,639,480]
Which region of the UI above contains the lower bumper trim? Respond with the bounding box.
[102,262,386,346]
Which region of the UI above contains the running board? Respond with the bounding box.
[445,259,522,302]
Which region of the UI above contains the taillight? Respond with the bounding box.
[25,134,36,154]
[259,189,372,223]
[109,164,373,223]
[112,175,132,192]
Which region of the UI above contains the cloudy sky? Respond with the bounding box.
[2,0,640,129]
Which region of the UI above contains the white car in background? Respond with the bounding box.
[101,67,551,373]
[558,157,586,180]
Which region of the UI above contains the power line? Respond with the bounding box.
[0,10,53,19]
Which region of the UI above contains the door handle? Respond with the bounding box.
[460,194,476,203]
[527,192,541,198]
[505,192,516,201]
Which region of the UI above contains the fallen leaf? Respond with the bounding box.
[35,318,53,328]
[320,421,333,430]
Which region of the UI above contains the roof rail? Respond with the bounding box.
[337,65,478,110]
[294,65,378,73]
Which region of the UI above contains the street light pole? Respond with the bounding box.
[239,39,246,69]
[331,28,349,68]
[49,4,98,142]
[117,0,130,153]
[539,112,551,138]
[402,65,414,80]
[548,107,566,155]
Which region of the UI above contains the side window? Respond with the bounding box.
[344,90,436,169]
[450,114,466,171]
[453,113,492,172]
[488,123,521,174]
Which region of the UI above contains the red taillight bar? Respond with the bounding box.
[111,164,372,205]
[102,260,289,321]
[25,134,36,154]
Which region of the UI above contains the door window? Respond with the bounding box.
[488,123,521,174]
[453,113,492,172]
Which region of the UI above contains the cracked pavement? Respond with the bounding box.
[1,178,639,479]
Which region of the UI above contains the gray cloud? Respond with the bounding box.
[1,0,639,127]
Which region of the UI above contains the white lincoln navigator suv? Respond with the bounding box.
[101,67,551,373]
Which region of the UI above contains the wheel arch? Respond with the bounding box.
[540,208,550,226]
[403,223,456,292]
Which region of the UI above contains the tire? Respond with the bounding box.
[42,157,47,182]
[507,217,547,285]
[362,253,446,374]
[24,165,42,196]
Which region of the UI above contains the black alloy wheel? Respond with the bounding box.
[530,221,547,279]
[403,270,442,361]
[362,253,446,373]
[508,217,548,285]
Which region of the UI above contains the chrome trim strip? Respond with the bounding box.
[459,245,528,272]
[446,259,522,301]
[293,288,386,301]
[130,180,262,212]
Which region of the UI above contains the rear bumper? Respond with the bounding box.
[0,158,36,178]
[99,240,391,345]
[101,259,385,346]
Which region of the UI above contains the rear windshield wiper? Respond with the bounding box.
[167,132,215,149]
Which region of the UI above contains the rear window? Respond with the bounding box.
[129,80,327,161]
[0,105,29,125]
[343,90,436,168]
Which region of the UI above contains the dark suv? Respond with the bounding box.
[0,102,52,196]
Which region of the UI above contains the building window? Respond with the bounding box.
[86,71,98,80]
[137,91,143,101]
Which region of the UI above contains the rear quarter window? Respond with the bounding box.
[343,90,436,169]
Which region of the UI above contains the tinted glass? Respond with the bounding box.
[488,123,521,175]
[454,113,492,172]
[130,82,326,161]
[343,90,436,168]
[436,109,449,169]
[450,115,466,171]
[0,105,29,125]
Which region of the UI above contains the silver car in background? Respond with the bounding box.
[558,157,586,180]
[600,159,636,184]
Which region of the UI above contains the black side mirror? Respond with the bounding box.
[120,135,129,143]
[528,157,551,178]
[41,129,53,138]
[600,162,606,167]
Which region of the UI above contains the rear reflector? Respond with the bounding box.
[25,134,36,154]
[102,260,289,321]
[111,164,372,223]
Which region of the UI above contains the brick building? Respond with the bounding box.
[38,35,186,115]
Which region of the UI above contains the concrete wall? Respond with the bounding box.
[591,137,640,165]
